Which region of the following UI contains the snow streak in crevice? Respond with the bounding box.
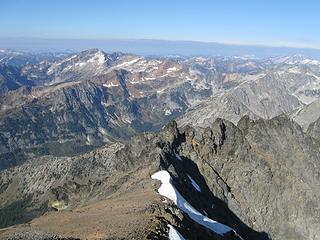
[152,170,243,239]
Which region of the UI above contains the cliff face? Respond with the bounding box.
[180,116,320,239]
[1,116,319,240]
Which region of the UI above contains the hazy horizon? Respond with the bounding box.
[2,37,320,59]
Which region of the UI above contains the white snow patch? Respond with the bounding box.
[30,74,38,78]
[194,57,206,62]
[165,109,172,116]
[87,52,106,64]
[187,175,201,192]
[98,127,108,135]
[62,65,73,72]
[168,224,186,240]
[130,80,140,84]
[47,55,76,73]
[122,117,132,124]
[287,67,304,74]
[103,83,119,88]
[86,135,94,144]
[167,67,178,73]
[144,77,156,81]
[47,68,54,74]
[146,66,159,72]
[151,171,243,238]
[302,59,320,65]
[101,102,108,107]
[114,57,142,68]
[158,73,169,78]
[64,55,77,62]
[175,154,182,161]
[75,62,86,67]
[186,75,194,80]
[157,88,166,94]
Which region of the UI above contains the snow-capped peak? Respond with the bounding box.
[272,54,320,66]
[87,51,106,65]
[301,58,320,65]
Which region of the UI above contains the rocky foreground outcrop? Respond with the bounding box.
[0,115,320,239]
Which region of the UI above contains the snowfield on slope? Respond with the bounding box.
[187,175,201,192]
[168,224,186,240]
[175,153,182,161]
[151,170,243,239]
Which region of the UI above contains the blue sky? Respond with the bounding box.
[1,0,320,48]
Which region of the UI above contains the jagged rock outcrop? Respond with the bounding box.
[181,116,320,239]
[1,116,319,239]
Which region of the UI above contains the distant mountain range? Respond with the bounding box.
[1,48,320,240]
[1,48,320,166]
[2,38,320,58]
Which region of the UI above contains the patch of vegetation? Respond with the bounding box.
[0,149,28,170]
[0,196,48,228]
